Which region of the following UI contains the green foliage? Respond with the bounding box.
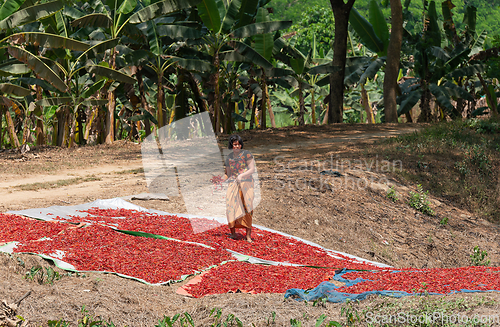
[24,265,61,285]
[455,144,492,177]
[387,185,398,202]
[266,311,276,325]
[287,5,334,56]
[340,300,361,326]
[408,184,435,216]
[439,216,449,225]
[470,246,490,266]
[209,308,243,327]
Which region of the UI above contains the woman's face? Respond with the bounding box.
[232,140,242,153]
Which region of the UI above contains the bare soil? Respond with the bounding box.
[1,123,500,326]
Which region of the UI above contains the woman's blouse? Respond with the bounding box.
[225,150,254,181]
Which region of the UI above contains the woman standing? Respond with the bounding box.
[224,134,255,242]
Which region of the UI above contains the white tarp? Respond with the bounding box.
[7,197,390,268]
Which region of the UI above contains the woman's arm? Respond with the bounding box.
[237,158,255,181]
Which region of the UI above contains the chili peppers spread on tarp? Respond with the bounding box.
[183,261,337,298]
[54,208,380,270]
[14,224,232,284]
[5,207,500,298]
[338,267,500,294]
[0,213,70,243]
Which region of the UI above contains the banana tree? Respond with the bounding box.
[195,0,292,133]
[397,1,484,121]
[70,0,202,142]
[347,0,389,123]
[129,6,206,128]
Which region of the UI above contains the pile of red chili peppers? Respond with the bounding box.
[3,208,500,298]
[0,213,70,243]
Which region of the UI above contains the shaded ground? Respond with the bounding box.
[1,123,500,326]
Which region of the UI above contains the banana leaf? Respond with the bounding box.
[233,41,272,70]
[129,0,201,24]
[441,81,474,101]
[156,25,203,40]
[0,0,62,30]
[430,83,454,113]
[349,8,384,55]
[8,32,89,51]
[8,45,67,92]
[0,63,30,75]
[235,0,257,29]
[397,89,422,115]
[36,97,73,106]
[220,0,241,33]
[449,63,485,80]
[0,0,27,21]
[197,0,220,33]
[1,96,24,115]
[82,79,107,99]
[253,8,273,62]
[368,0,388,54]
[86,65,136,84]
[232,20,292,38]
[71,13,112,28]
[80,99,109,106]
[172,57,213,72]
[359,58,385,85]
[0,83,30,96]
[118,0,137,15]
[16,77,58,92]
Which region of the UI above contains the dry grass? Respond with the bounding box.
[364,117,500,222]
[13,176,102,191]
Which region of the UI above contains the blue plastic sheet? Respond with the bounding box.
[284,269,500,303]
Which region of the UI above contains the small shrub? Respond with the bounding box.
[408,184,435,216]
[24,265,61,285]
[439,216,449,225]
[470,246,490,266]
[386,186,398,202]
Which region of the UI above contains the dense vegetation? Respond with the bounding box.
[271,0,500,37]
[0,0,499,149]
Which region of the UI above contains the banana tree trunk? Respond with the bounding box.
[105,50,118,144]
[322,104,329,125]
[311,89,316,124]
[260,77,267,129]
[4,106,19,148]
[62,107,71,147]
[249,94,257,129]
[77,107,84,145]
[105,91,115,144]
[418,81,432,122]
[187,72,208,113]
[298,82,305,126]
[175,69,187,122]
[35,85,45,145]
[225,79,236,133]
[157,69,165,128]
[361,84,375,124]
[477,73,498,116]
[266,83,276,128]
[213,52,221,134]
[137,67,152,137]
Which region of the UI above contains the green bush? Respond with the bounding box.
[408,184,435,216]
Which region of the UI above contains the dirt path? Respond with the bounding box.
[2,123,500,326]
